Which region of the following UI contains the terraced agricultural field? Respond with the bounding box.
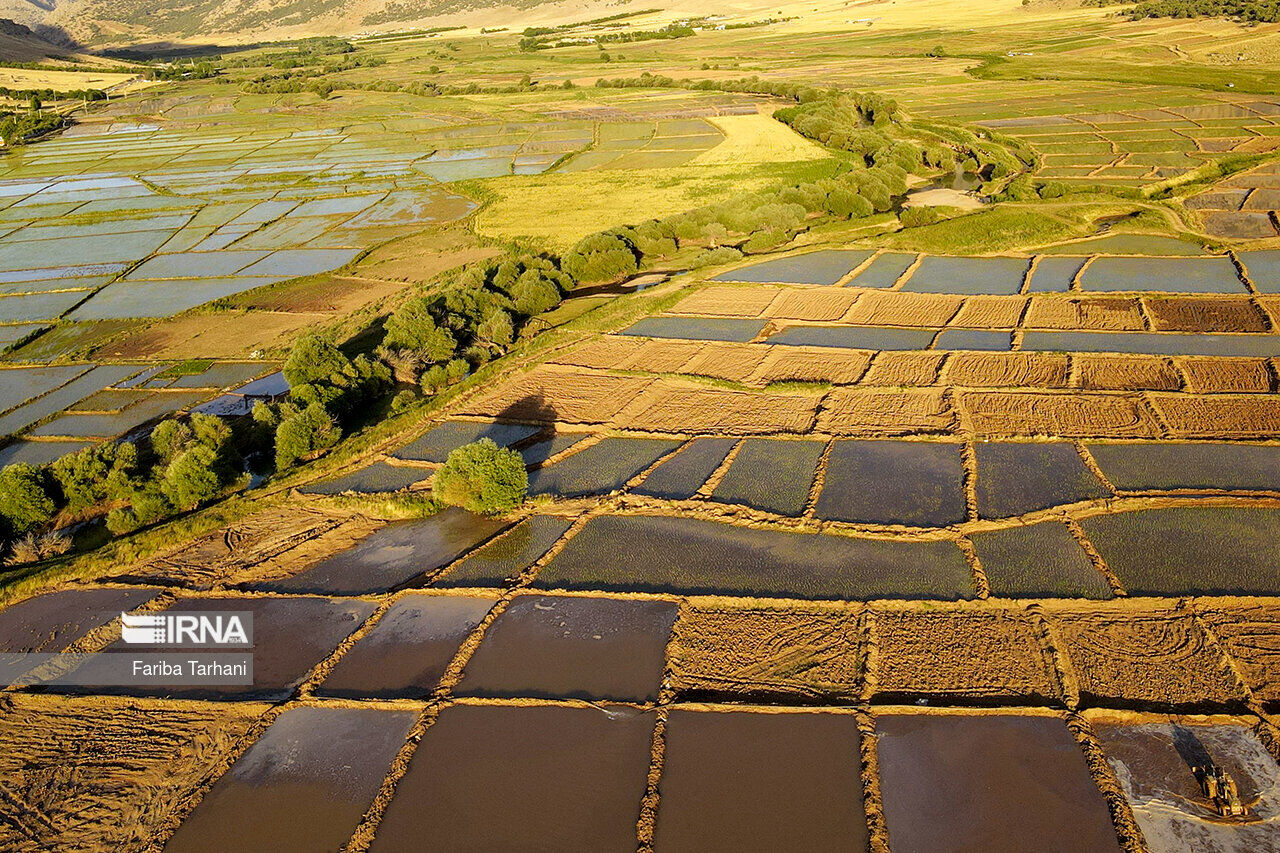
[7,4,1280,850]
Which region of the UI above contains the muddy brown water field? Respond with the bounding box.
[11,248,1280,851]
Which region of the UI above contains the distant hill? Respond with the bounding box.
[0,15,72,59]
[0,0,706,47]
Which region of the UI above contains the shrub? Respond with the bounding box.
[420,364,448,394]
[391,389,418,413]
[0,463,55,536]
[3,529,72,566]
[433,438,528,515]
[899,205,941,227]
[275,403,341,469]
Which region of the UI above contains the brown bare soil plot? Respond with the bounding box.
[819,388,955,435]
[674,285,779,317]
[943,352,1069,388]
[859,352,947,386]
[753,346,871,385]
[669,605,861,701]
[959,391,1160,438]
[110,506,378,589]
[462,367,653,423]
[766,289,860,321]
[1149,394,1280,438]
[1074,355,1182,391]
[103,311,322,360]
[1024,297,1147,330]
[843,291,963,327]
[680,343,769,382]
[869,607,1061,705]
[1142,297,1269,333]
[1196,603,1280,707]
[624,381,819,434]
[1177,358,1273,393]
[551,336,646,370]
[951,295,1028,329]
[1051,609,1247,710]
[0,694,265,852]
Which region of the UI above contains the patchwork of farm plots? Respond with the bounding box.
[0,362,284,467]
[6,554,1280,850]
[978,98,1280,186]
[1187,160,1280,240]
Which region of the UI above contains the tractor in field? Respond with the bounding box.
[1195,764,1247,817]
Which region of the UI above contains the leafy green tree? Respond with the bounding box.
[274,403,341,470]
[284,335,351,387]
[560,232,638,282]
[162,445,221,511]
[433,439,528,515]
[383,297,458,360]
[0,464,55,536]
[151,419,194,465]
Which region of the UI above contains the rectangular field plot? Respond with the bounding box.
[932,328,1013,351]
[519,432,590,465]
[0,694,266,853]
[125,249,269,280]
[69,595,375,700]
[972,522,1113,599]
[766,325,936,350]
[875,714,1123,853]
[0,439,93,467]
[1081,507,1280,595]
[0,364,142,436]
[711,438,823,516]
[669,606,860,701]
[1027,256,1088,292]
[537,515,976,600]
[974,442,1109,518]
[0,289,89,321]
[1080,257,1245,294]
[814,440,966,527]
[1196,605,1280,707]
[1051,609,1246,709]
[870,608,1062,703]
[901,256,1031,295]
[1093,719,1280,853]
[844,252,916,288]
[368,704,654,853]
[654,709,868,853]
[0,588,158,655]
[0,322,44,351]
[456,594,676,702]
[1043,234,1209,256]
[435,515,574,587]
[69,276,286,319]
[260,508,508,595]
[620,316,766,343]
[528,437,681,498]
[0,365,87,414]
[390,420,541,463]
[165,706,415,853]
[634,437,736,500]
[1087,442,1280,491]
[299,461,430,496]
[710,249,872,285]
[1239,251,1280,292]
[319,594,494,698]
[30,391,208,438]
[1019,330,1280,357]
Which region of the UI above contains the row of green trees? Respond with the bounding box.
[1089,0,1280,21]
